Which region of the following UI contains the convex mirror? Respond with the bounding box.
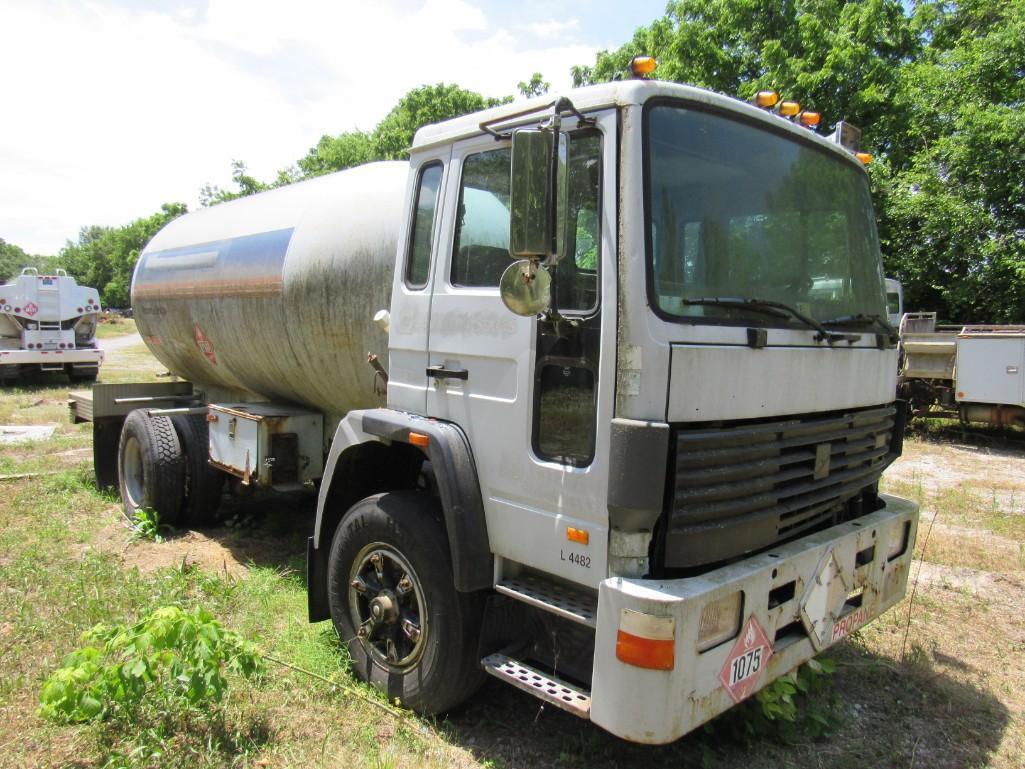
[499,259,551,317]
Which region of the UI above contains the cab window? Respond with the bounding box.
[405,163,443,288]
[451,149,511,287]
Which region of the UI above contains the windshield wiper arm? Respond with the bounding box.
[682,297,858,344]
[820,313,898,344]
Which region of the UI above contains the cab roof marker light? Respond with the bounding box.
[856,152,873,165]
[754,90,780,109]
[629,56,657,78]
[798,111,821,129]
[616,608,675,671]
[778,101,800,118]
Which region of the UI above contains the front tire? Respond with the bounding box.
[326,492,485,715]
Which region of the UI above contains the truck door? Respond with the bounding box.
[425,113,616,588]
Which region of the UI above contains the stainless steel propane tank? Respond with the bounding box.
[132,161,407,416]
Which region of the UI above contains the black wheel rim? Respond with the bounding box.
[348,542,427,670]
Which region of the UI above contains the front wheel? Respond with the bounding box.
[326,492,485,715]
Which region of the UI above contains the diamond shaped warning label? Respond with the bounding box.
[718,615,774,704]
[23,302,38,317]
[193,323,217,365]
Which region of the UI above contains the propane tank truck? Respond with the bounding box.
[69,74,918,743]
[1,267,103,383]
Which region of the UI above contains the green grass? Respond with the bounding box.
[94,318,137,339]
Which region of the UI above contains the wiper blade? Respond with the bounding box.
[682,296,857,344]
[820,313,898,343]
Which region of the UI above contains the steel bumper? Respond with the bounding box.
[0,349,104,365]
[590,494,919,744]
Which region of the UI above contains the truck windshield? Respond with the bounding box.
[645,104,887,326]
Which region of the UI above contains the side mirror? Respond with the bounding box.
[509,129,568,262]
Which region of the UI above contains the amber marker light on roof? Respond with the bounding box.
[856,152,873,165]
[798,111,821,128]
[629,56,657,77]
[408,431,430,448]
[778,101,800,117]
[754,90,780,108]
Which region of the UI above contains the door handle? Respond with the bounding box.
[426,365,469,381]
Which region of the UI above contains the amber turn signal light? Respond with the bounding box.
[566,527,589,545]
[616,609,675,670]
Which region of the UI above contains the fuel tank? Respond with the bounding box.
[131,162,408,417]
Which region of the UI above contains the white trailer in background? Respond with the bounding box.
[0,267,104,383]
[899,312,1025,426]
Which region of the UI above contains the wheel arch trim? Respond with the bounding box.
[308,409,492,622]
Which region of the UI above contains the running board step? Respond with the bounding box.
[482,653,591,719]
[495,575,597,628]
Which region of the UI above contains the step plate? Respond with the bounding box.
[495,575,597,628]
[482,653,591,719]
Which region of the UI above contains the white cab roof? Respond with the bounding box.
[412,79,862,169]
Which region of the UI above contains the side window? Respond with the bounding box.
[534,363,596,466]
[451,148,511,287]
[405,163,443,288]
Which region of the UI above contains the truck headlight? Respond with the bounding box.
[697,591,743,652]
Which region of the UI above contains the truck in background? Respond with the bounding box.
[899,312,1025,428]
[0,267,103,384]
[69,74,918,743]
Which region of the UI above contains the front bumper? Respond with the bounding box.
[590,494,918,744]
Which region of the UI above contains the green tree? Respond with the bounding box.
[517,72,550,98]
[199,160,270,207]
[297,83,508,177]
[0,238,59,282]
[61,203,187,307]
[296,130,377,177]
[876,0,1025,321]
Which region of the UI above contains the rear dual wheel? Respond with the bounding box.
[116,410,223,526]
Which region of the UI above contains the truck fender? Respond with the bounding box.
[308,409,492,622]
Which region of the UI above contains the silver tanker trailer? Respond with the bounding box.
[70,76,918,744]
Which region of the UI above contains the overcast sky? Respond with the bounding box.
[1,0,666,255]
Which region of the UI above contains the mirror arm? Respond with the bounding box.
[480,97,595,140]
[551,97,596,128]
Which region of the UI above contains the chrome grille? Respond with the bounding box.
[664,405,896,568]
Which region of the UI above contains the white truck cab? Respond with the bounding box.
[321,80,917,741]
